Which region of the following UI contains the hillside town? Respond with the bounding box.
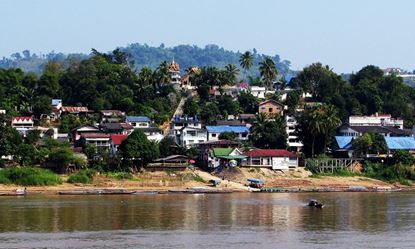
[1,51,415,189]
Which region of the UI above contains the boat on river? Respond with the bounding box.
[307,199,325,208]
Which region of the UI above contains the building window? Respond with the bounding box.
[269,108,273,112]
[251,157,261,165]
[188,131,196,136]
[212,133,217,137]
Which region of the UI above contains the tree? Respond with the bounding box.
[238,92,259,114]
[352,133,387,157]
[393,150,415,166]
[224,64,239,85]
[183,97,199,116]
[239,51,253,79]
[119,130,160,168]
[158,136,181,157]
[285,90,301,113]
[0,115,23,158]
[249,114,287,149]
[217,95,240,117]
[25,129,41,145]
[200,102,220,125]
[259,57,278,90]
[218,132,238,141]
[296,104,341,157]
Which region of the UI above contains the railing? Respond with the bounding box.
[305,158,362,173]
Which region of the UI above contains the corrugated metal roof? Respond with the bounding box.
[206,125,249,133]
[125,116,150,122]
[385,137,415,150]
[335,136,354,149]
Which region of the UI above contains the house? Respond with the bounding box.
[178,127,208,147]
[120,123,134,135]
[206,125,250,141]
[196,140,240,168]
[71,125,101,142]
[286,115,303,152]
[61,106,91,116]
[51,99,62,110]
[0,109,6,115]
[334,136,355,158]
[258,100,284,117]
[99,123,124,134]
[11,116,34,129]
[208,147,246,168]
[139,127,164,142]
[100,110,125,123]
[349,114,404,129]
[338,125,412,137]
[125,116,151,128]
[169,115,202,136]
[147,155,189,171]
[110,134,128,155]
[80,133,111,148]
[242,149,299,170]
[250,86,266,99]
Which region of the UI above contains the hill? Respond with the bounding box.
[0,43,292,76]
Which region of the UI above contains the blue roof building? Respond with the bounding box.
[335,136,354,150]
[385,137,415,150]
[125,116,151,128]
[206,125,250,141]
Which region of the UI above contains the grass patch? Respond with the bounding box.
[0,167,62,186]
[105,172,133,180]
[313,169,360,177]
[67,169,95,184]
[192,174,206,183]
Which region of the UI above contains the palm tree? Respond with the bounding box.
[155,61,171,89]
[259,57,278,90]
[225,64,240,85]
[308,105,341,157]
[138,66,153,90]
[239,51,253,80]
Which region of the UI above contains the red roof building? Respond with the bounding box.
[110,134,129,155]
[110,134,128,145]
[11,116,34,128]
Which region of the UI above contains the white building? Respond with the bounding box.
[81,133,111,148]
[285,115,303,152]
[178,127,208,147]
[11,116,34,129]
[125,116,151,128]
[205,125,250,142]
[169,115,202,136]
[250,86,266,99]
[349,114,403,129]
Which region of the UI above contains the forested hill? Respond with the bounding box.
[0,43,292,76]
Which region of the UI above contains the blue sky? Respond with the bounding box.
[1,0,414,73]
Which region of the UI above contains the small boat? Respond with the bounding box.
[307,199,325,208]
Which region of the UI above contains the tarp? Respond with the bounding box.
[335,136,354,149]
[247,178,265,184]
[384,137,415,150]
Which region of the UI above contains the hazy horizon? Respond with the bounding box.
[1,0,414,73]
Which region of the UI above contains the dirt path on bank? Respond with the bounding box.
[0,168,407,195]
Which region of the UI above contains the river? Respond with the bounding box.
[0,192,414,249]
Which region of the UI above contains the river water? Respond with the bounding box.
[0,192,414,249]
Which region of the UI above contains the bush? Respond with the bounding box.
[0,167,62,186]
[363,162,414,184]
[67,169,95,184]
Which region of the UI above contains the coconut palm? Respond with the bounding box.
[239,51,253,80]
[225,64,240,85]
[259,57,278,90]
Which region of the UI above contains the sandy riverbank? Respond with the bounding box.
[0,168,409,195]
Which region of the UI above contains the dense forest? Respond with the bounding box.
[0,43,292,77]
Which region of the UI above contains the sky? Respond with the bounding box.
[1,0,414,73]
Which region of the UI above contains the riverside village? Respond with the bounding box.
[1,53,415,195]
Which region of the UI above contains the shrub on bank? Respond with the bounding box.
[67,169,96,184]
[0,167,62,186]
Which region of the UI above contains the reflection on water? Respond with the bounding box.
[0,192,414,248]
